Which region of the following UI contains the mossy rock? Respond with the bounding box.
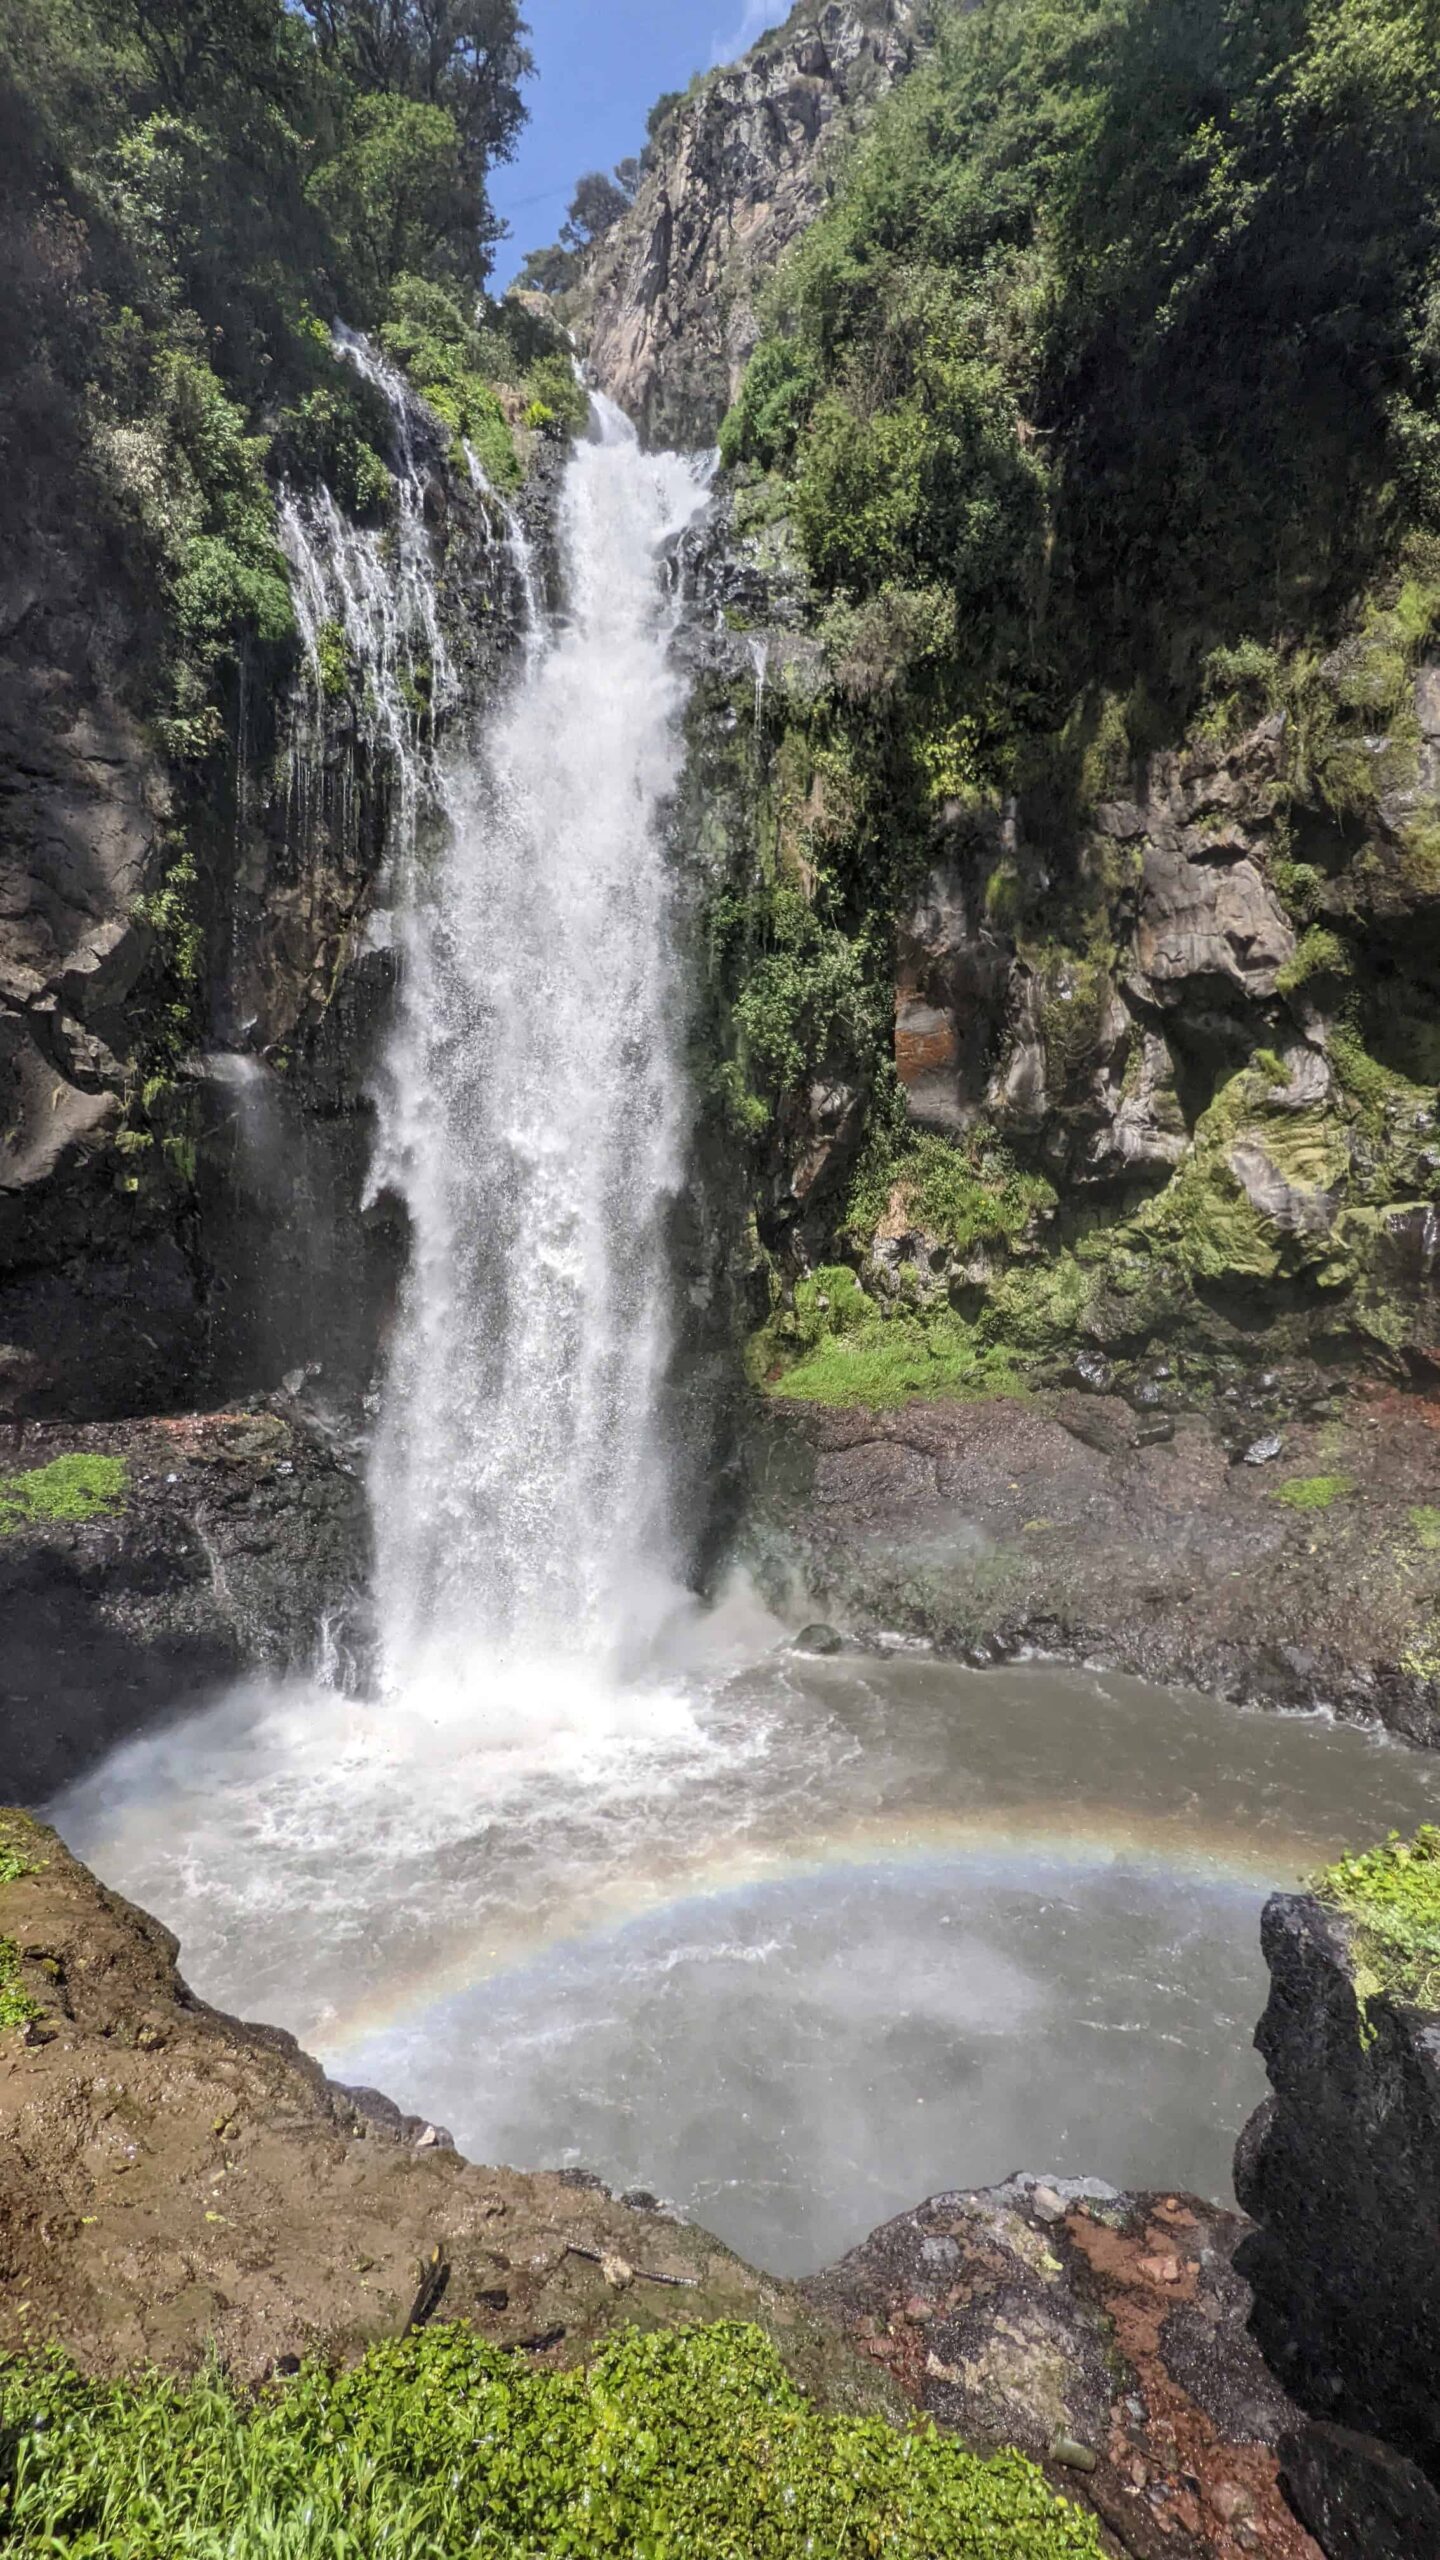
[0,1455,128,1536]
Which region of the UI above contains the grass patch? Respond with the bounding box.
[768,1309,1028,1410]
[1314,1827,1440,2015]
[1274,1474,1356,1512]
[0,1455,128,1536]
[0,2322,1104,2558]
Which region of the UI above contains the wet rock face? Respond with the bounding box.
[0,421,523,1426]
[0,1404,370,1802]
[0,1819,892,2413]
[747,1382,1440,1744]
[580,1,935,448]
[1234,1895,1440,2545]
[896,730,1304,1183]
[803,2178,1323,2559]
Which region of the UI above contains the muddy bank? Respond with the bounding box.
[0,1813,885,2412]
[746,1380,1440,1745]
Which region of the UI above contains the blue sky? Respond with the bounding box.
[491,0,785,286]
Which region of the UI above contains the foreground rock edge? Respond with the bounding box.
[0,1816,883,2420]
[3,1813,1415,2559]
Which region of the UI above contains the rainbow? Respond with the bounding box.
[317,1800,1317,2060]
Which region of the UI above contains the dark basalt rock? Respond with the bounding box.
[1279,2423,1440,2560]
[1234,1894,1440,2522]
[745,1383,1440,1747]
[0,1403,370,1801]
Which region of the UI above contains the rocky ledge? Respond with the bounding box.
[0,1818,1360,2560]
[748,1377,1440,1744]
[805,2179,1323,2559]
[0,1402,369,1802]
[0,1815,880,2411]
[1235,1890,1440,2557]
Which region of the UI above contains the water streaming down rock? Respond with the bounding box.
[278,335,456,858]
[369,400,713,1706]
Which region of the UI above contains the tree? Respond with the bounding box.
[515,241,578,295]
[299,0,532,175]
[559,168,631,251]
[308,90,478,311]
[87,0,289,109]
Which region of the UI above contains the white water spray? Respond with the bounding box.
[369,397,711,1717]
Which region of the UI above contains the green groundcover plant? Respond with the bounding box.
[1314,1825,1440,2013]
[0,2322,1104,2558]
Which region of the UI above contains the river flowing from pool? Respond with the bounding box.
[55,400,1440,2277]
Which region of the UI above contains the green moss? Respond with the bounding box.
[134,843,204,1059]
[981,1251,1100,1354]
[0,1455,128,1535]
[1410,1506,1440,1552]
[1314,1828,1440,2014]
[0,2322,1103,2557]
[1276,926,1351,999]
[315,618,351,703]
[1274,1474,1356,1511]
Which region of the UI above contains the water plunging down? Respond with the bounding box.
[53,392,1440,2279]
[369,403,712,1707]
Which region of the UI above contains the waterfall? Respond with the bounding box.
[280,353,712,1703]
[366,398,711,1712]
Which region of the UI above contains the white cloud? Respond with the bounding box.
[710,0,783,67]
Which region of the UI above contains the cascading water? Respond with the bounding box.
[54,371,1440,2278]
[369,400,712,1707]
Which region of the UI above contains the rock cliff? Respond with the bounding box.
[677,486,1440,1409]
[577,0,935,448]
[1235,1892,1440,2557]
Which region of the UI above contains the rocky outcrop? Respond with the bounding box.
[747,1377,1440,1743]
[0,383,528,1426]
[1235,1894,1440,2555]
[0,1403,369,1801]
[0,1814,884,2405]
[804,2177,1323,2559]
[579,0,935,448]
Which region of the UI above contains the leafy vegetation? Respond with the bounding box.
[0,1942,41,2036]
[703,0,1440,1386]
[0,0,550,761]
[752,1268,1029,1408]
[0,1455,129,1535]
[0,1818,42,2036]
[0,1818,41,1893]
[1314,1827,1440,2012]
[0,2323,1104,2558]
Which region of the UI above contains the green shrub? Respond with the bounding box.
[846,1131,1055,1257]
[0,2323,1103,2558]
[0,1456,128,1536]
[1276,927,1352,999]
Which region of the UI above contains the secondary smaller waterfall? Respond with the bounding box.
[369,398,711,1710]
